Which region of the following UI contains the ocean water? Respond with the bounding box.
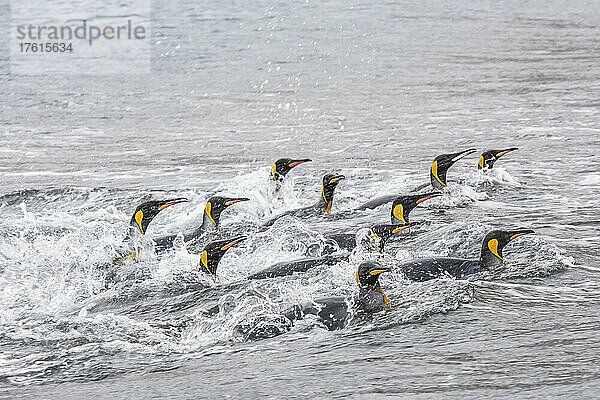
[1,0,599,398]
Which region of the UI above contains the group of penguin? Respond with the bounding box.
[117,147,533,334]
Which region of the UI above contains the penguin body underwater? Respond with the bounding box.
[398,228,534,281]
[115,198,188,262]
[153,196,249,252]
[198,235,247,276]
[320,221,418,256]
[478,148,518,171]
[247,254,348,280]
[262,173,345,228]
[280,261,391,331]
[247,223,413,280]
[356,148,476,210]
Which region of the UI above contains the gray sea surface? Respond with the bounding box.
[1,0,599,398]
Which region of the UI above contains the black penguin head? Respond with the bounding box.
[480,228,534,268]
[270,158,312,181]
[129,198,188,234]
[356,261,390,290]
[203,196,250,228]
[199,235,247,275]
[320,173,346,212]
[478,148,518,170]
[390,192,442,224]
[430,148,477,188]
[366,223,416,252]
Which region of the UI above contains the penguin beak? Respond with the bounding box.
[158,197,188,211]
[224,198,250,207]
[508,229,534,241]
[220,236,247,251]
[288,159,311,168]
[495,148,518,158]
[329,175,346,184]
[450,148,477,163]
[369,266,391,275]
[415,192,442,205]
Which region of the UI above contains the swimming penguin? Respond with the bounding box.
[478,148,518,171]
[262,173,345,228]
[429,148,477,189]
[198,235,247,276]
[248,223,414,280]
[281,261,391,330]
[389,192,441,224]
[271,158,311,183]
[398,228,534,281]
[115,198,188,262]
[356,149,475,210]
[153,196,249,252]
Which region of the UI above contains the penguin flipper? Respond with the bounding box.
[248,254,349,280]
[355,194,399,210]
[261,206,317,229]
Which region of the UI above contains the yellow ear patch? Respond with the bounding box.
[270,163,277,180]
[135,210,144,234]
[392,204,405,223]
[478,156,484,169]
[205,202,216,226]
[488,239,503,260]
[431,161,446,187]
[200,250,211,274]
[322,183,332,213]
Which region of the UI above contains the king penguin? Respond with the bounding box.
[198,236,247,276]
[115,198,188,262]
[153,196,249,252]
[398,228,534,281]
[271,158,311,188]
[281,261,391,330]
[262,173,345,228]
[478,148,518,171]
[356,148,476,210]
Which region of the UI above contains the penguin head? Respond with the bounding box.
[129,198,187,235]
[430,148,477,188]
[478,148,518,170]
[390,192,442,224]
[203,196,250,228]
[321,173,345,212]
[356,261,390,290]
[270,158,312,181]
[199,235,247,275]
[364,223,416,252]
[480,228,534,268]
